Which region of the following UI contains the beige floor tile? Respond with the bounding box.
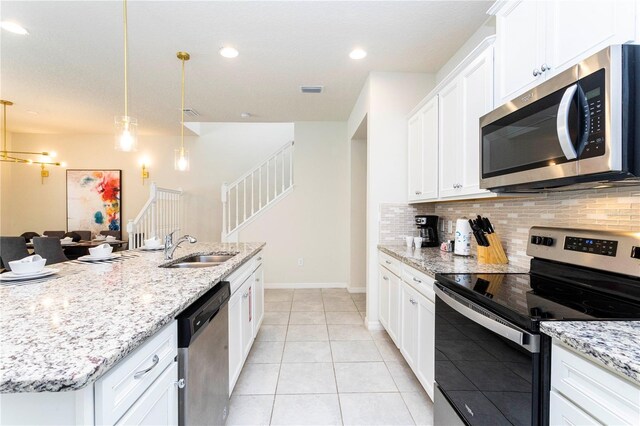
[256,325,288,342]
[350,293,366,302]
[330,341,382,362]
[374,338,405,362]
[226,395,274,426]
[293,288,322,294]
[262,311,290,325]
[293,293,323,303]
[339,393,414,426]
[246,341,285,364]
[271,394,342,425]
[323,299,358,312]
[286,324,329,341]
[289,311,326,325]
[265,301,292,312]
[233,363,280,395]
[386,361,424,392]
[282,341,332,363]
[291,300,324,312]
[328,324,373,341]
[369,329,392,341]
[265,289,294,302]
[277,362,336,394]
[322,288,349,295]
[325,311,363,325]
[334,362,397,393]
[402,391,434,426]
[354,300,366,312]
[322,294,354,303]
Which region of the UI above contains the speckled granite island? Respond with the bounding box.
[378,245,527,275]
[0,241,264,394]
[541,321,640,385]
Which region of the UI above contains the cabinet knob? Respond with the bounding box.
[532,68,541,77]
[415,191,422,195]
[174,378,186,389]
[540,63,551,72]
[410,298,417,305]
[255,278,260,282]
[383,276,389,281]
[257,257,262,261]
[243,292,249,298]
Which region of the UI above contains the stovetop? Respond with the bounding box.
[435,269,640,332]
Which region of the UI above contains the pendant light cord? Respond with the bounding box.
[123,0,129,118]
[180,57,185,155]
[2,103,6,156]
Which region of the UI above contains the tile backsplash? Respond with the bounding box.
[380,186,640,269]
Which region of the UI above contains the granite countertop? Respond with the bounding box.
[0,242,264,393]
[541,321,640,385]
[378,245,527,276]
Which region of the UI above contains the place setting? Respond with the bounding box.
[139,236,164,252]
[0,255,59,285]
[74,243,139,264]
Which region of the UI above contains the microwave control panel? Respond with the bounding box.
[581,69,606,159]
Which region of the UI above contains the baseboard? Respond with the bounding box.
[366,319,383,331]
[264,282,348,290]
[347,286,366,293]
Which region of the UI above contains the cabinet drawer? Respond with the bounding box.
[253,251,263,271]
[401,266,435,302]
[549,390,600,426]
[551,342,640,425]
[95,322,178,425]
[379,251,401,277]
[228,251,263,295]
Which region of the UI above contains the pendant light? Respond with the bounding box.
[0,100,66,170]
[114,0,138,152]
[175,51,190,171]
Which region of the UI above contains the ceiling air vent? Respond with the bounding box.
[182,108,200,117]
[300,85,324,94]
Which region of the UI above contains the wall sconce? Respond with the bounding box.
[139,157,150,185]
[40,164,49,184]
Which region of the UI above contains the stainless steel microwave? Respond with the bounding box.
[480,45,640,192]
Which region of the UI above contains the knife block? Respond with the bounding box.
[477,233,509,264]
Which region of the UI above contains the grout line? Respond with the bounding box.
[267,307,290,425]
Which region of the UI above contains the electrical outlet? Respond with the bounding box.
[297,258,304,266]
[447,220,453,234]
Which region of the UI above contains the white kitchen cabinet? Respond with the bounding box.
[115,362,178,426]
[253,263,264,338]
[378,252,402,347]
[438,45,494,199]
[228,288,243,394]
[388,271,401,346]
[407,96,439,202]
[378,265,390,329]
[549,390,600,426]
[415,294,435,400]
[400,282,419,368]
[492,0,637,105]
[241,277,254,358]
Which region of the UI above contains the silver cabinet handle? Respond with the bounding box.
[557,84,579,160]
[541,63,550,72]
[257,257,262,261]
[134,354,160,379]
[413,277,422,283]
[409,298,417,305]
[415,191,421,195]
[243,292,249,298]
[255,278,260,282]
[383,276,389,281]
[385,260,391,265]
[533,68,541,77]
[175,378,185,389]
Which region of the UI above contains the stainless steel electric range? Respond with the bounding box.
[434,226,640,426]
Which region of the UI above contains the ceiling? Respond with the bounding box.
[1,1,492,135]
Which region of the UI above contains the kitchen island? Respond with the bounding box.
[0,242,264,424]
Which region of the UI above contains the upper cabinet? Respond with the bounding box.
[408,96,439,202]
[492,0,637,105]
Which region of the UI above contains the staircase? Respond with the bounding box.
[222,140,294,242]
[126,183,184,249]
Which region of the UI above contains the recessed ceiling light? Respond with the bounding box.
[349,48,367,60]
[240,112,252,119]
[219,46,239,58]
[1,21,29,35]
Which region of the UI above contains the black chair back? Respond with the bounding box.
[32,237,68,265]
[43,230,65,239]
[64,232,82,242]
[20,232,40,242]
[72,230,92,241]
[0,237,30,271]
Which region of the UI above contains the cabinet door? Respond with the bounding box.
[495,0,546,104]
[399,283,418,368]
[378,266,391,329]
[549,391,600,426]
[408,111,424,201]
[438,78,462,198]
[388,273,402,347]
[241,279,254,359]
[546,0,636,78]
[458,47,494,198]
[419,97,439,201]
[252,264,264,338]
[228,291,243,394]
[416,293,435,400]
[115,362,178,426]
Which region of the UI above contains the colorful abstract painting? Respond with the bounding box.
[67,170,121,236]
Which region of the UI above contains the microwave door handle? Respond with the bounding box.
[556,84,579,160]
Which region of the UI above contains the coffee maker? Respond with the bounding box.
[415,215,439,247]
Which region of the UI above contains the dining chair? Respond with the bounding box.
[64,232,82,242]
[43,230,65,239]
[99,230,121,240]
[32,237,68,265]
[0,236,31,271]
[72,230,92,241]
[20,231,40,242]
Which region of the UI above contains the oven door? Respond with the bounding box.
[434,284,541,426]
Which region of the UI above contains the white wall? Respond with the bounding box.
[238,122,349,286]
[350,137,367,291]
[0,123,293,241]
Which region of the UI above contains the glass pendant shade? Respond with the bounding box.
[114,116,138,152]
[174,148,189,171]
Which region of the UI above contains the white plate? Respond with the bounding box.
[0,268,58,282]
[140,245,163,251]
[78,254,120,262]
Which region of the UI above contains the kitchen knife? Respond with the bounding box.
[482,217,493,234]
[484,217,495,233]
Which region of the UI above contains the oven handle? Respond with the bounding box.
[435,284,540,353]
[556,84,579,160]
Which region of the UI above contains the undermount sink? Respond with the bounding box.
[163,254,237,269]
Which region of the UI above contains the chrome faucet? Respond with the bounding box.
[164,232,197,260]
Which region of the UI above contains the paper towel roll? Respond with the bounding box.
[454,218,472,256]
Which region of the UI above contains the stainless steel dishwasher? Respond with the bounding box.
[177,281,230,425]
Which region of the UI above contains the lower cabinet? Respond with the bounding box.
[378,262,401,346]
[400,282,418,367]
[228,288,244,394]
[378,266,390,329]
[253,264,264,338]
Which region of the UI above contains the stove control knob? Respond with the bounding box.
[530,236,542,245]
[542,237,554,246]
[632,246,640,259]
